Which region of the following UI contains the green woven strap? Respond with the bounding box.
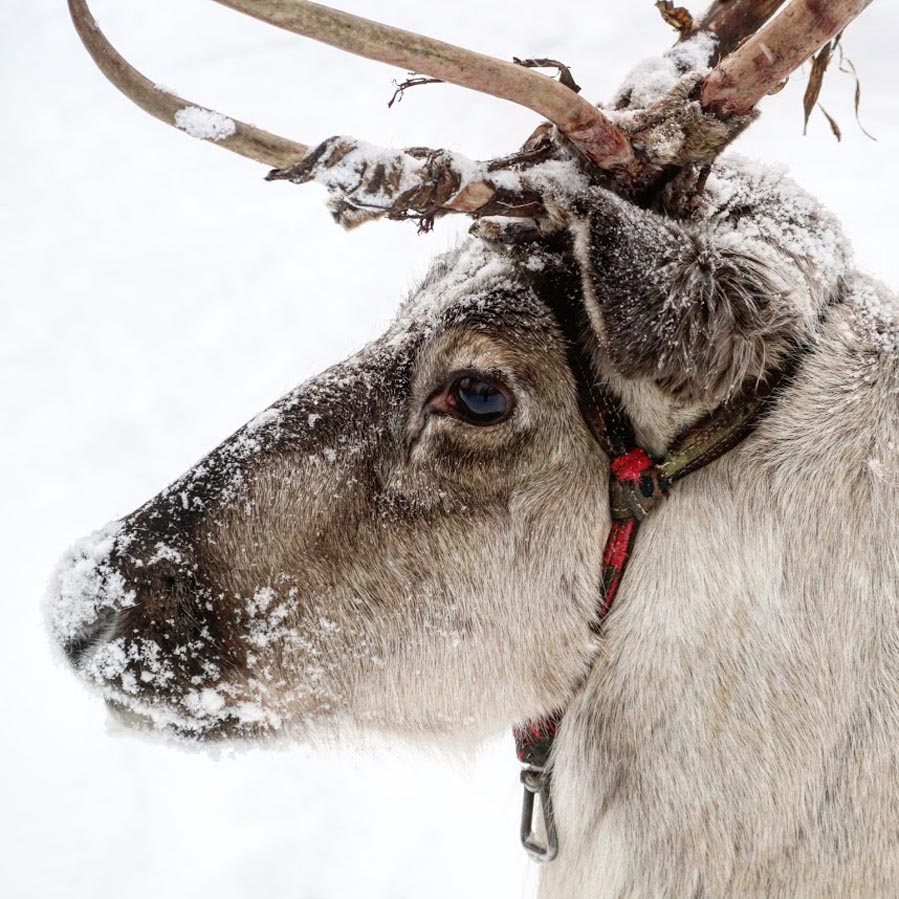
[660,368,794,484]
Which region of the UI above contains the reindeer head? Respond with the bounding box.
[51,230,622,739]
[49,0,861,743]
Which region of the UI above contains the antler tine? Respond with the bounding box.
[702,0,874,118]
[68,0,308,168]
[210,0,633,169]
[689,0,787,61]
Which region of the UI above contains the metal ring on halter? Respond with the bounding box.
[520,766,558,862]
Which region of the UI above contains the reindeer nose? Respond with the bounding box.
[49,517,200,672]
[62,605,119,667]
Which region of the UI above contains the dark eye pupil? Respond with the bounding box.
[453,376,509,424]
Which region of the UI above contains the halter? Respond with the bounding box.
[514,332,802,862]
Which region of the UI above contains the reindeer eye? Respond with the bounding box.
[445,374,513,426]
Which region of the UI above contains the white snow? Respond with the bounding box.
[850,273,899,353]
[46,521,135,644]
[147,541,183,564]
[174,106,237,141]
[187,687,226,715]
[303,137,589,227]
[245,406,281,432]
[613,31,716,108]
[4,2,899,899]
[704,155,851,293]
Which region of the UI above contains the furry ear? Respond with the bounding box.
[568,184,811,406]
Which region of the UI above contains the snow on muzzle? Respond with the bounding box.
[45,393,310,736]
[49,521,138,667]
[46,343,411,738]
[45,506,260,737]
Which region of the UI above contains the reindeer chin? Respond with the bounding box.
[102,694,284,744]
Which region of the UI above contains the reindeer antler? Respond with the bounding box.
[70,0,876,227]
[211,0,633,169]
[689,0,788,60]
[68,0,308,168]
[69,0,630,170]
[701,0,874,117]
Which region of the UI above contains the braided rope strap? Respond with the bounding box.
[514,447,665,770]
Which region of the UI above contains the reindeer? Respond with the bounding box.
[49,1,899,896]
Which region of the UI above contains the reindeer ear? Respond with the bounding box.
[568,186,803,405]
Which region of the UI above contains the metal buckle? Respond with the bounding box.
[520,766,558,862]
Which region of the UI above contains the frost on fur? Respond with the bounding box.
[573,157,850,404]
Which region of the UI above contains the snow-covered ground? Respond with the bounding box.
[2,2,897,897]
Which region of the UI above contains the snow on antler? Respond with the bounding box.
[69,0,876,225]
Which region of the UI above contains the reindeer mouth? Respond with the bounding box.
[104,698,156,733]
[102,695,277,743]
[47,516,297,742]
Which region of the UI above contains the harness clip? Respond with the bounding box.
[520,766,558,862]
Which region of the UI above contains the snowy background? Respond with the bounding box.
[2,1,898,897]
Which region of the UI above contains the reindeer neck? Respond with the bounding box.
[515,322,807,861]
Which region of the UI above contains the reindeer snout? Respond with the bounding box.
[49,505,281,737]
[61,605,119,666]
[48,517,203,670]
[47,521,134,666]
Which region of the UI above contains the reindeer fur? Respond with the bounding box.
[49,155,899,897]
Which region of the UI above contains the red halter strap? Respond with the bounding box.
[515,356,801,862]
